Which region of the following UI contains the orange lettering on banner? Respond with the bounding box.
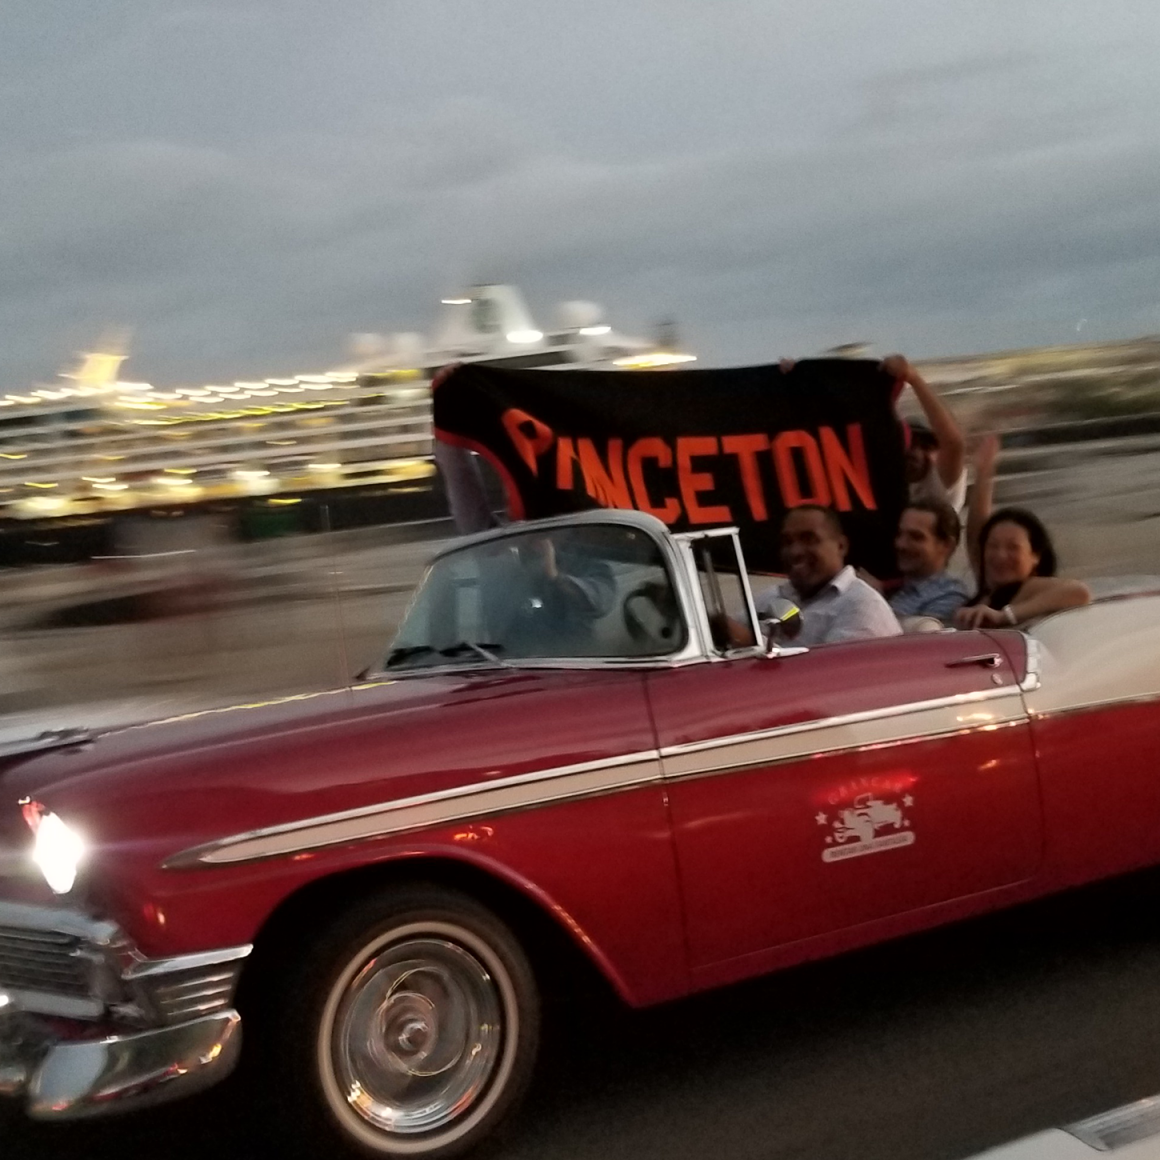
[626,437,681,523]
[556,436,578,489]
[577,438,633,509]
[677,436,733,524]
[820,424,876,511]
[772,430,833,507]
[721,434,771,521]
[501,408,555,476]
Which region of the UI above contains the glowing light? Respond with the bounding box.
[114,398,166,411]
[613,352,698,368]
[30,812,86,895]
[83,476,117,483]
[268,497,302,505]
[442,297,472,305]
[24,481,57,489]
[164,467,197,475]
[93,482,129,491]
[0,453,28,460]
[579,325,611,336]
[308,463,341,471]
[506,329,543,344]
[233,468,271,479]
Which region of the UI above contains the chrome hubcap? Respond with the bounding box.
[330,937,504,1136]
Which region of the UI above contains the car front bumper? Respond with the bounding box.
[0,1000,241,1119]
[0,899,250,1120]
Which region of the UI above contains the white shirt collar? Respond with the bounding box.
[829,565,857,594]
[788,564,856,603]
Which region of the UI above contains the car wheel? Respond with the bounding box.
[263,884,540,1159]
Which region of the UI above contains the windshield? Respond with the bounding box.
[384,522,686,670]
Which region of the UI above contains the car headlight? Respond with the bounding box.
[30,811,87,895]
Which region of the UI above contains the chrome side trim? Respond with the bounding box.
[170,687,1032,869]
[166,750,664,868]
[660,689,1026,781]
[664,718,1028,782]
[1028,689,1160,721]
[659,685,1024,760]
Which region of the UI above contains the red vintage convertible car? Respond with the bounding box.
[1,509,1157,1158]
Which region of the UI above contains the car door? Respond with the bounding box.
[648,540,1042,977]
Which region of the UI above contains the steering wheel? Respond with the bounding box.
[623,582,681,649]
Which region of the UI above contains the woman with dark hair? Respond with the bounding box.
[954,435,1090,629]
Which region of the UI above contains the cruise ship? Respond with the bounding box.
[0,285,694,528]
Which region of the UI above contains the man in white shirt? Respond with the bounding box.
[756,506,902,647]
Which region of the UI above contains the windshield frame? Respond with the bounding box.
[673,526,765,659]
[370,510,721,677]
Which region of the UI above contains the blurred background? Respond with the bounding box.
[4,0,1160,725]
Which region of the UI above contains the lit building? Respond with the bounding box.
[0,286,695,520]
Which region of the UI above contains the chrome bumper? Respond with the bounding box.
[0,1001,241,1118]
[0,898,251,1119]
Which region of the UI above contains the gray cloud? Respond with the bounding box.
[3,0,1160,388]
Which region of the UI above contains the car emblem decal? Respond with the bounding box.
[816,790,915,862]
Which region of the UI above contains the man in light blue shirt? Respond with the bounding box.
[888,500,970,625]
[755,506,902,647]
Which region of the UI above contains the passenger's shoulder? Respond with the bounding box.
[849,574,895,604]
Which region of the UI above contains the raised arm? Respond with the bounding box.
[882,354,966,489]
[965,433,1000,577]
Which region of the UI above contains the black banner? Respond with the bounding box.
[433,360,908,577]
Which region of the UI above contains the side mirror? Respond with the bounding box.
[759,597,804,656]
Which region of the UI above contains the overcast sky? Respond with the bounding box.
[4,0,1160,387]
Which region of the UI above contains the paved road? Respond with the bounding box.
[7,872,1160,1160]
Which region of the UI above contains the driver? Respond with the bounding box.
[480,532,616,657]
[756,506,902,647]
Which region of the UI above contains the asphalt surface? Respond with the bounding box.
[7,872,1160,1160]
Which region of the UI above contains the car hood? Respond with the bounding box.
[0,667,648,865]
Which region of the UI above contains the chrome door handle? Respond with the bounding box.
[946,653,1003,669]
